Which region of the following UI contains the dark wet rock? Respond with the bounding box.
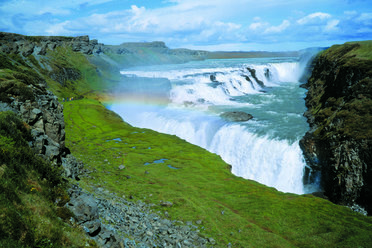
[210,74,217,82]
[300,42,372,214]
[242,74,254,87]
[247,67,265,87]
[264,68,271,80]
[220,111,253,122]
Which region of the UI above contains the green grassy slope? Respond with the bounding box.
[0,46,103,247]
[63,98,372,248]
[0,111,96,248]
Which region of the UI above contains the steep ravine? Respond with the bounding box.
[2,33,372,247]
[300,41,372,214]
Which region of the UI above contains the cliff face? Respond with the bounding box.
[300,41,372,214]
[0,33,90,174]
[0,32,104,55]
[0,35,93,247]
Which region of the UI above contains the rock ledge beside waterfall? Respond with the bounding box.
[300,41,372,214]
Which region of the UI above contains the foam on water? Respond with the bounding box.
[111,57,317,194]
[209,124,305,194]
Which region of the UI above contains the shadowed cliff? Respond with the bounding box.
[300,40,372,214]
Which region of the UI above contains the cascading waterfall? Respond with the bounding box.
[109,56,318,194]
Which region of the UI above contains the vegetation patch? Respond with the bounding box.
[0,111,95,247]
[305,41,372,141]
[63,98,372,247]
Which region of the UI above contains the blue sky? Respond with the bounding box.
[0,0,371,51]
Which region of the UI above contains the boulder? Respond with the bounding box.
[83,219,101,237]
[67,192,99,223]
[33,119,44,131]
[45,145,60,161]
[97,227,122,248]
[62,154,84,180]
[220,111,253,122]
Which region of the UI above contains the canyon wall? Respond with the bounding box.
[300,41,372,214]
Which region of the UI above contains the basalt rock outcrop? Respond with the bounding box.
[0,32,104,56]
[0,33,87,173]
[0,81,69,164]
[300,42,372,214]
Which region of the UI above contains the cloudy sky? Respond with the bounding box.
[0,0,371,51]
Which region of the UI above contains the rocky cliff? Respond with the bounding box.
[0,32,208,67]
[0,32,104,56]
[300,41,372,214]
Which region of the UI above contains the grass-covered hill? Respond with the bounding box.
[1,33,372,247]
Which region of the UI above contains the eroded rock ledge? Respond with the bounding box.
[300,42,372,214]
[0,32,104,55]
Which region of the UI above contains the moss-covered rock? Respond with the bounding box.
[300,41,372,213]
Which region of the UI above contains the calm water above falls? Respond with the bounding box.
[108,57,319,194]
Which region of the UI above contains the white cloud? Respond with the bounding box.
[41,1,245,47]
[46,21,71,35]
[297,12,331,25]
[1,0,372,50]
[356,12,372,23]
[249,22,267,30]
[344,10,358,16]
[324,19,339,31]
[264,20,290,33]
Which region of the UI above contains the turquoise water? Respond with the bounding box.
[109,57,318,194]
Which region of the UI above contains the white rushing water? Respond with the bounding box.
[109,57,318,194]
